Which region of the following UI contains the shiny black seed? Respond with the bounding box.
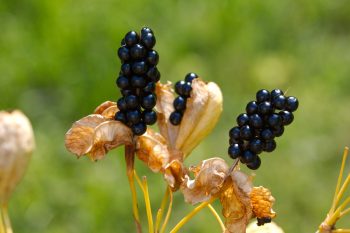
[272,94,286,110]
[175,81,185,95]
[247,155,261,170]
[264,140,276,152]
[125,95,139,109]
[173,96,187,111]
[253,128,262,137]
[240,150,256,164]
[169,111,182,125]
[261,129,274,140]
[146,50,159,66]
[126,110,141,124]
[229,126,241,139]
[116,76,129,89]
[124,31,139,47]
[184,72,198,83]
[143,82,156,93]
[258,101,273,115]
[131,76,146,88]
[142,94,157,109]
[132,122,147,136]
[246,101,259,115]
[121,63,132,76]
[132,61,148,75]
[114,111,126,123]
[175,81,192,97]
[228,144,241,159]
[229,138,242,145]
[141,32,156,49]
[279,110,294,125]
[141,27,153,36]
[147,66,160,82]
[256,89,270,103]
[249,114,263,128]
[273,126,284,137]
[117,97,127,111]
[130,44,146,59]
[120,38,126,46]
[143,110,157,125]
[240,125,253,140]
[271,89,284,100]
[237,113,249,126]
[249,139,263,154]
[118,46,130,61]
[286,96,299,112]
[121,89,132,96]
[268,114,282,128]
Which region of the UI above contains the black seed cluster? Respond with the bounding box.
[257,217,272,226]
[115,27,160,136]
[228,89,299,170]
[169,73,198,125]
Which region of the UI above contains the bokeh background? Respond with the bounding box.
[1,0,350,232]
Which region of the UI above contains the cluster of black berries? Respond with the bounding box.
[169,73,198,125]
[114,27,160,136]
[228,89,299,170]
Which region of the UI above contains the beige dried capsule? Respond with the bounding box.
[0,110,35,204]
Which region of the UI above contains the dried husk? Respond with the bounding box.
[0,110,35,204]
[246,221,284,233]
[250,186,276,220]
[94,101,117,115]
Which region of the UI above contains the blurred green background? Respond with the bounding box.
[1,0,350,232]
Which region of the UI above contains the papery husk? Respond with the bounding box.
[94,101,117,115]
[250,186,276,220]
[181,158,228,204]
[164,159,186,191]
[0,110,35,204]
[246,221,284,233]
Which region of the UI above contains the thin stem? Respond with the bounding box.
[155,188,170,233]
[134,170,145,193]
[0,205,5,233]
[331,147,350,214]
[332,230,350,233]
[335,173,350,208]
[1,204,12,233]
[327,197,350,226]
[169,199,215,233]
[207,204,225,232]
[125,145,142,233]
[142,176,154,233]
[340,208,350,218]
[160,187,173,233]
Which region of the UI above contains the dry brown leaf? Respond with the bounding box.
[94,101,117,114]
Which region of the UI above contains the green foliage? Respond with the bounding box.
[1,0,350,232]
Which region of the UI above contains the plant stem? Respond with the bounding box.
[207,204,225,232]
[125,145,142,233]
[0,204,5,233]
[327,197,350,226]
[160,187,173,233]
[0,204,12,233]
[155,187,170,233]
[142,176,154,233]
[332,229,350,233]
[134,170,145,193]
[340,208,350,218]
[169,199,215,233]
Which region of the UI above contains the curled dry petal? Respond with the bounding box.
[0,110,35,204]
[163,159,185,191]
[94,101,117,115]
[181,158,228,205]
[250,186,276,220]
[220,171,254,233]
[246,221,284,233]
[100,105,118,119]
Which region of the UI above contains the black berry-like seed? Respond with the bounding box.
[249,139,263,154]
[141,94,157,109]
[141,27,153,36]
[132,61,148,75]
[267,114,282,128]
[181,82,193,97]
[143,110,157,125]
[125,95,139,109]
[121,89,132,96]
[229,138,242,145]
[247,155,261,170]
[261,128,274,140]
[229,126,241,139]
[249,114,263,128]
[272,94,286,110]
[175,81,186,96]
[143,82,156,93]
[237,113,250,126]
[253,128,262,138]
[285,96,299,112]
[121,38,126,46]
[130,44,146,59]
[246,101,259,115]
[279,110,294,125]
[121,63,132,76]
[124,31,139,47]
[117,97,127,111]
[240,125,253,140]
[256,89,270,103]
[118,46,130,61]
[132,122,147,136]
[273,126,284,137]
[131,75,146,88]
[141,32,156,49]
[258,101,273,115]
[126,110,141,124]
[257,217,272,226]
[228,144,241,159]
[146,50,159,66]
[147,66,160,82]
[184,72,198,83]
[264,140,277,152]
[114,111,126,123]
[173,96,187,111]
[241,150,256,164]
[116,75,129,89]
[271,89,284,100]
[169,111,182,125]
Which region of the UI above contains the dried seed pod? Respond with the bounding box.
[0,110,35,204]
[250,186,276,222]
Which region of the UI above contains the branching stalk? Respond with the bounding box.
[207,204,225,232]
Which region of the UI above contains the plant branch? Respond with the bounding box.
[332,229,350,233]
[160,186,173,233]
[0,204,12,233]
[142,176,154,233]
[155,187,170,233]
[207,204,225,232]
